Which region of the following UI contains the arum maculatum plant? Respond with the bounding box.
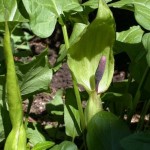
[3,21,26,150]
[68,0,115,125]
[67,1,131,149]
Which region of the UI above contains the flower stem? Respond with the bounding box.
[127,66,149,123]
[61,24,85,130]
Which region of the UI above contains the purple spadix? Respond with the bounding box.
[95,56,106,93]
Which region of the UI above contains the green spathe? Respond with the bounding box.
[3,22,26,150]
[67,0,115,93]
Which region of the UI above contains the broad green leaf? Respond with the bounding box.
[114,26,144,59]
[11,30,30,47]
[117,26,143,44]
[87,111,130,150]
[102,92,132,116]
[109,0,150,30]
[65,11,88,24]
[68,0,115,93]
[112,26,150,92]
[22,0,83,37]
[56,23,87,65]
[142,33,150,67]
[83,0,112,9]
[27,123,46,146]
[46,90,64,116]
[32,141,55,150]
[0,0,27,22]
[64,88,81,138]
[45,124,66,140]
[107,80,150,101]
[114,29,145,67]
[50,141,78,150]
[16,50,52,98]
[0,0,27,32]
[121,132,150,150]
[0,22,20,32]
[129,53,150,93]
[127,33,150,93]
[108,80,130,93]
[11,30,32,57]
[22,0,56,37]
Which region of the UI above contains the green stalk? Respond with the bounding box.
[126,74,132,93]
[61,24,85,130]
[62,25,70,50]
[136,99,150,131]
[127,66,149,123]
[133,66,149,109]
[72,74,86,130]
[85,91,102,125]
[25,97,33,129]
[136,66,149,96]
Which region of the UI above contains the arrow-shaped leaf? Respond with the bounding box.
[22,0,83,37]
[0,0,27,22]
[109,0,150,31]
